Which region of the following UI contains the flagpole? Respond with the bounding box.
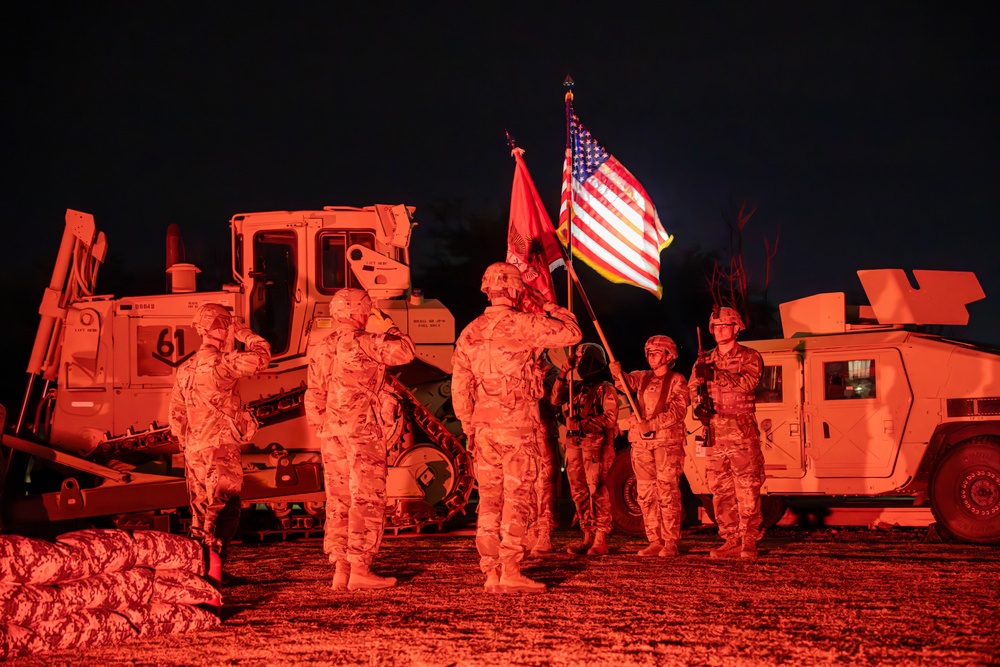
[563,76,574,314]
[560,76,641,419]
[562,76,576,418]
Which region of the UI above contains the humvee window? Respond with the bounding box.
[824,360,876,400]
[756,366,783,403]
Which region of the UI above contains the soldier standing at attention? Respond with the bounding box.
[688,307,765,559]
[305,288,416,590]
[553,343,620,556]
[452,262,581,593]
[170,303,272,558]
[527,350,561,555]
[610,336,690,557]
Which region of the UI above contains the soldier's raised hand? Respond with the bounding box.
[368,307,397,333]
[232,320,254,343]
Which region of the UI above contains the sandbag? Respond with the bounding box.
[29,608,137,652]
[152,569,220,605]
[135,602,221,636]
[0,624,49,662]
[0,583,67,626]
[57,568,154,612]
[0,534,74,585]
[132,530,206,574]
[56,529,138,579]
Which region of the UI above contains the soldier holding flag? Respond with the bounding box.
[610,336,690,557]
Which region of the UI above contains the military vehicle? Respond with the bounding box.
[607,269,1000,544]
[0,206,474,538]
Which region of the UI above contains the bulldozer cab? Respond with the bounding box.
[230,205,414,360]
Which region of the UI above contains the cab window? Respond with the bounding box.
[824,360,876,400]
[249,231,296,355]
[317,231,376,293]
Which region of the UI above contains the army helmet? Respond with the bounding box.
[709,307,745,334]
[574,343,608,378]
[192,303,232,336]
[330,288,372,320]
[644,335,678,362]
[480,262,524,295]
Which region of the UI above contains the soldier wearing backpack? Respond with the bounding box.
[452,262,581,593]
[305,288,415,591]
[169,303,271,558]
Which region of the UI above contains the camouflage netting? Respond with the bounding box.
[0,529,221,660]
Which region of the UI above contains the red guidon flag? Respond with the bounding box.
[507,146,565,304]
[557,111,673,298]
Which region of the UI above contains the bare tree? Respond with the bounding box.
[707,201,780,337]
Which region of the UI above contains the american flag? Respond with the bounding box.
[557,111,673,298]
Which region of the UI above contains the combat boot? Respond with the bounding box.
[347,564,397,590]
[483,566,501,593]
[637,541,663,556]
[332,561,350,591]
[565,531,594,555]
[498,565,546,594]
[586,531,609,556]
[740,537,758,559]
[709,538,742,559]
[658,540,680,558]
[530,532,553,555]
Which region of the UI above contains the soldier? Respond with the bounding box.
[610,336,690,557]
[452,262,581,593]
[552,343,620,556]
[689,307,765,559]
[169,303,272,558]
[305,288,416,590]
[527,351,561,555]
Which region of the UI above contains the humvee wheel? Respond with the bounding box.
[606,447,699,536]
[607,449,644,536]
[930,436,1000,544]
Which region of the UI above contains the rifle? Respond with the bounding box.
[693,327,715,449]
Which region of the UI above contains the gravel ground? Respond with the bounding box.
[7,525,999,667]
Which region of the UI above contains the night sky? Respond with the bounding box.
[2,2,998,407]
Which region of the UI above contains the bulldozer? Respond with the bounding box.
[0,205,475,538]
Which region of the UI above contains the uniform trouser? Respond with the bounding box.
[320,432,388,568]
[472,425,539,573]
[707,418,765,542]
[531,418,560,537]
[564,436,614,534]
[184,442,244,553]
[630,444,685,544]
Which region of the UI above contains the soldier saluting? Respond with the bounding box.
[689,307,765,559]
[452,262,581,594]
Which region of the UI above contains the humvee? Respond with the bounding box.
[607,269,1000,544]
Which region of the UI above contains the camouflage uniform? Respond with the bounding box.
[452,288,581,578]
[619,368,691,547]
[169,304,271,554]
[689,343,765,544]
[528,353,561,550]
[304,308,415,572]
[551,370,619,540]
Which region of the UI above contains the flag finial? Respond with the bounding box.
[563,74,574,102]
